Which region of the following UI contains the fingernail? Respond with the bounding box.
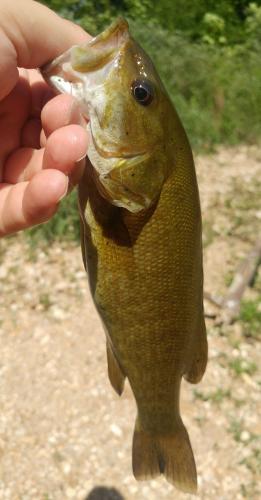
[76,151,88,163]
[68,99,82,125]
[58,176,69,201]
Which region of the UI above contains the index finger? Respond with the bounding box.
[0,0,91,99]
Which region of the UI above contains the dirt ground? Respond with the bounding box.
[0,145,260,500]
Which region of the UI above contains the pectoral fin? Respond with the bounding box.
[106,341,125,396]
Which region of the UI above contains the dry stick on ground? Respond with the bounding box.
[204,240,261,324]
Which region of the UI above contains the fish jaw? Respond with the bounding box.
[41,17,130,121]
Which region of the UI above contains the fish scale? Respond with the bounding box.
[42,17,208,494]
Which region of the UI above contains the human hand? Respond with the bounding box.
[0,0,91,237]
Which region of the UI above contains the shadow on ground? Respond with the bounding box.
[85,486,125,500]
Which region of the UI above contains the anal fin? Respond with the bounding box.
[106,341,125,396]
[184,321,208,384]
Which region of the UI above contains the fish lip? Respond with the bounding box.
[88,17,129,48]
[41,17,129,76]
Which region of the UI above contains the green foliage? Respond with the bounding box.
[229,357,257,375]
[245,2,261,48]
[193,387,231,404]
[240,447,261,474]
[201,12,226,45]
[239,298,261,339]
[25,190,80,244]
[130,17,260,148]
[39,293,53,310]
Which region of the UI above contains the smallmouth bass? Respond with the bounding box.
[42,18,208,494]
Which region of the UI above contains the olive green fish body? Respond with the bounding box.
[79,120,207,492]
[42,18,207,493]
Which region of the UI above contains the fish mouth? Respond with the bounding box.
[41,18,160,213]
[41,17,130,89]
[41,16,145,159]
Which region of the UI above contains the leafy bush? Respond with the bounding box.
[239,298,261,340]
[26,190,80,243]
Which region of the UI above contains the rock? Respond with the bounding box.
[110,423,123,438]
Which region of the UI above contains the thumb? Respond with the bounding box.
[0,0,91,100]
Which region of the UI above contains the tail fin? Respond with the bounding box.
[132,418,197,494]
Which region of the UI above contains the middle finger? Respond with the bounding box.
[41,93,86,142]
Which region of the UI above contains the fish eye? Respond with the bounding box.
[131,80,154,106]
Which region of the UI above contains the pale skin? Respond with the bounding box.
[0,0,92,237]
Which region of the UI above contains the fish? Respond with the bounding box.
[42,18,208,494]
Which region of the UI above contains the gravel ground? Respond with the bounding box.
[0,145,260,500]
